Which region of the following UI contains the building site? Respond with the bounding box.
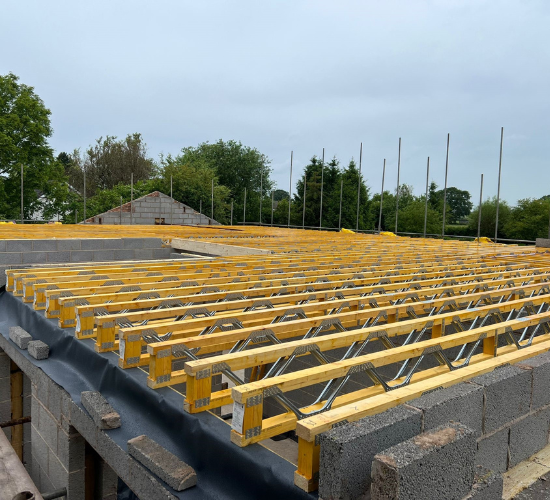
[2,215,550,499]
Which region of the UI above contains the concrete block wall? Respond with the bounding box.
[0,334,186,500]
[85,191,219,226]
[318,353,550,499]
[31,378,87,497]
[0,238,172,286]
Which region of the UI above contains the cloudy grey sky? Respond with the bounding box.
[2,0,549,204]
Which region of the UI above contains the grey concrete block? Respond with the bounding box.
[70,250,94,262]
[476,427,509,473]
[6,240,33,252]
[0,352,10,379]
[470,365,531,433]
[57,239,81,251]
[319,406,422,500]
[39,404,59,453]
[69,402,97,447]
[0,377,9,402]
[57,427,85,472]
[536,239,550,248]
[122,238,148,249]
[114,249,135,260]
[81,391,121,429]
[23,395,31,416]
[31,395,41,429]
[371,422,476,500]
[408,383,484,436]
[509,407,550,467]
[32,239,58,251]
[48,446,69,488]
[81,239,105,250]
[67,469,86,500]
[463,466,503,500]
[134,249,154,260]
[152,248,171,259]
[0,400,11,421]
[46,379,63,423]
[0,252,22,264]
[22,251,47,264]
[518,352,550,410]
[30,453,41,488]
[9,326,32,349]
[128,458,178,500]
[93,250,116,261]
[31,424,49,475]
[46,251,71,263]
[28,340,49,360]
[128,435,197,491]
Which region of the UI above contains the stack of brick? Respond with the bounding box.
[84,191,219,226]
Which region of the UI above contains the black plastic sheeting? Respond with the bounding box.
[0,289,317,500]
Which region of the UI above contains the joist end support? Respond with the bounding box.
[118,359,140,369]
[230,430,250,447]
[293,471,319,493]
[183,400,205,414]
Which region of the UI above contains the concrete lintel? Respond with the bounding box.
[171,238,272,257]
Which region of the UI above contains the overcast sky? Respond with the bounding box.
[2,0,549,204]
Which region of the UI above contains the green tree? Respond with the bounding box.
[504,198,550,241]
[428,181,439,210]
[397,199,442,234]
[158,156,230,223]
[468,197,512,239]
[0,72,67,219]
[437,187,473,223]
[272,189,289,201]
[172,140,272,224]
[71,134,155,196]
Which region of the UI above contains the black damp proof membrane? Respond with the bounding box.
[0,289,317,500]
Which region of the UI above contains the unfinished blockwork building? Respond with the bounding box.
[84,191,219,225]
[3,226,550,499]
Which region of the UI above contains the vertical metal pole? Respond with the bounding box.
[302,176,307,229]
[378,159,386,234]
[495,127,504,241]
[424,157,430,238]
[230,200,234,226]
[259,168,263,225]
[320,148,325,229]
[83,168,87,224]
[211,178,214,221]
[75,209,77,225]
[338,178,343,230]
[271,190,274,226]
[477,173,484,243]
[356,143,362,231]
[199,199,202,215]
[131,173,134,225]
[442,133,450,237]
[169,174,172,225]
[120,196,123,225]
[395,137,401,233]
[243,188,247,224]
[20,164,23,224]
[288,151,293,227]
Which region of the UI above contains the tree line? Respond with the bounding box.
[2,72,550,241]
